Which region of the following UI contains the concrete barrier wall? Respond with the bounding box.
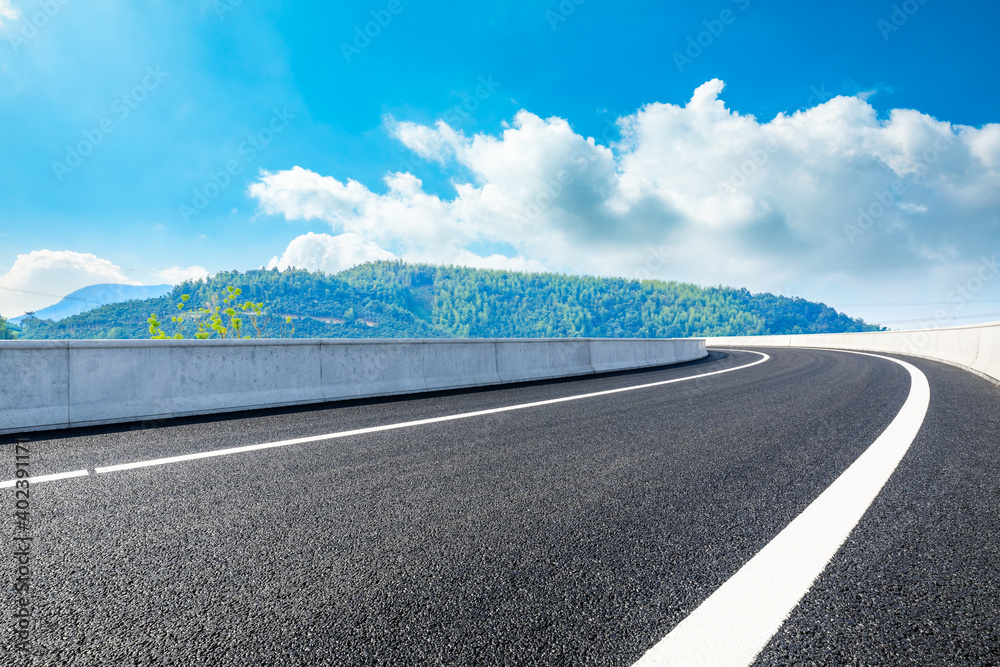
[707,320,1000,386]
[0,337,707,435]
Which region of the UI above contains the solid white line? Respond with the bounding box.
[633,350,930,667]
[0,469,90,488]
[51,351,763,476]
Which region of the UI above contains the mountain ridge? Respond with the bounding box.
[11,262,883,340]
[9,283,174,325]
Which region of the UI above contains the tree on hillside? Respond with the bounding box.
[13,263,884,340]
[0,314,19,340]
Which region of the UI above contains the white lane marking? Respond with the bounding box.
[0,469,90,488]
[634,350,930,667]
[0,351,767,483]
[96,351,768,474]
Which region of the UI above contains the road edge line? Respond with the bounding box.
[633,350,930,667]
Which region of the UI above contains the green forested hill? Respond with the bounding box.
[0,314,18,340]
[11,261,882,340]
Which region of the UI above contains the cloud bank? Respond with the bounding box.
[153,265,211,285]
[0,250,141,316]
[267,232,396,274]
[251,80,999,318]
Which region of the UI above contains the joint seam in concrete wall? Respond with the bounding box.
[64,343,71,428]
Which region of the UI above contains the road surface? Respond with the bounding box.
[2,348,998,665]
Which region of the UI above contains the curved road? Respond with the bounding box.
[1,348,998,665]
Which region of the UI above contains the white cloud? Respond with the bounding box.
[448,250,547,273]
[388,118,464,164]
[0,250,140,317]
[268,232,396,274]
[898,202,928,214]
[0,1,19,26]
[153,265,210,285]
[249,80,1000,319]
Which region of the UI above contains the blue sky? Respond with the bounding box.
[1,0,999,328]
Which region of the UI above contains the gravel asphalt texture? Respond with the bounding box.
[1,348,997,665]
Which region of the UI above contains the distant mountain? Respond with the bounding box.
[10,283,173,324]
[15,263,883,340]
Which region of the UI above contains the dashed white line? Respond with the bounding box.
[2,351,768,484]
[634,349,930,667]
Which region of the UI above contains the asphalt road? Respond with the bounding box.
[1,348,998,665]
